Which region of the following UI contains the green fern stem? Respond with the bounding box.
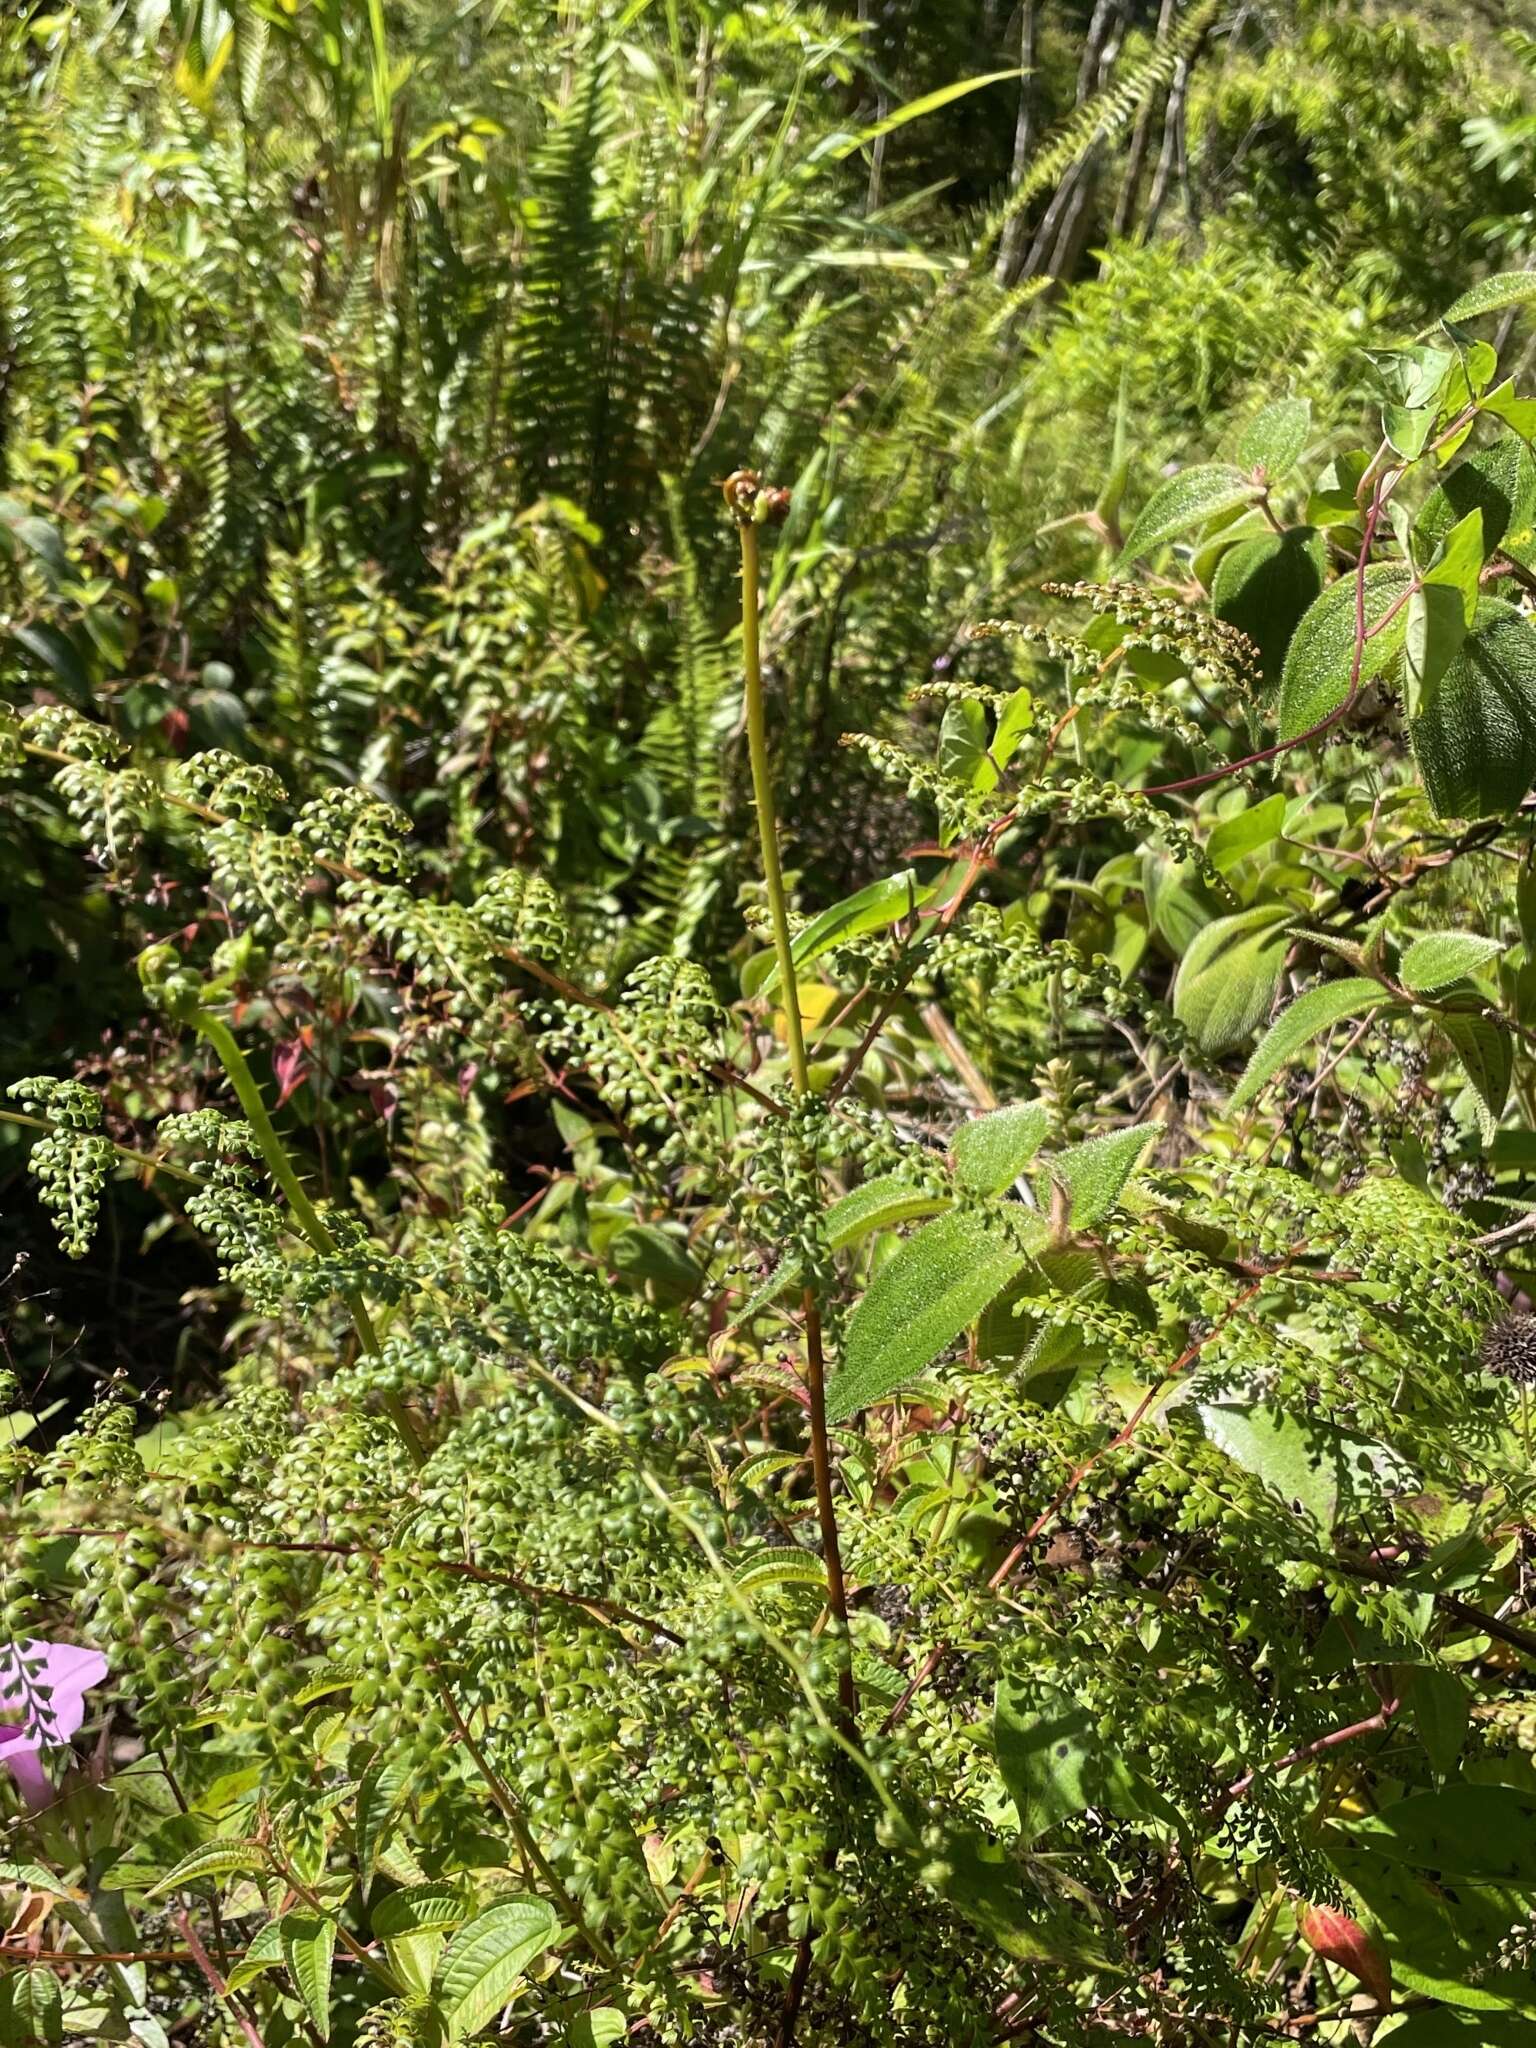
[731,486,857,1745]
[192,1009,427,1468]
[737,516,810,1094]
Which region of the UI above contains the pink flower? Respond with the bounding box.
[0,1639,109,1810]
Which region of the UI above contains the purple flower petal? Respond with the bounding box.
[0,1735,53,1811]
[0,1640,108,1806]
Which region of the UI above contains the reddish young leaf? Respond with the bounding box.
[1298,1902,1391,2008]
[272,1038,308,1109]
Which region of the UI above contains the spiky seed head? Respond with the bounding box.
[1480,1310,1536,1387]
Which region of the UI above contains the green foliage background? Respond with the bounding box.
[6,2,1536,2044]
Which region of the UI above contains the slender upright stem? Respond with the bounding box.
[732,492,856,1736]
[194,1009,427,1468]
[738,517,810,1095]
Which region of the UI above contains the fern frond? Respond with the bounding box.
[975,0,1221,263]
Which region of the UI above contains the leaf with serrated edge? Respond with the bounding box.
[1037,1125,1158,1229]
[280,1914,336,2042]
[1440,272,1536,324]
[731,1547,827,1593]
[1278,565,1414,741]
[1172,903,1292,1055]
[1237,398,1310,478]
[434,1898,559,2041]
[826,1172,950,1252]
[147,1841,268,1896]
[354,1751,414,1882]
[1438,1012,1512,1142]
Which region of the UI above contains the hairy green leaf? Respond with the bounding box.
[1230,977,1389,1109]
[1440,273,1536,325]
[827,1210,1035,1421]
[1237,398,1311,478]
[1411,600,1536,819]
[1418,435,1536,558]
[1437,1011,1512,1141]
[1118,464,1256,566]
[826,1172,951,1251]
[1172,903,1292,1054]
[1277,564,1414,740]
[1036,1124,1157,1228]
[1210,528,1326,688]
[953,1103,1050,1194]
[1399,932,1506,993]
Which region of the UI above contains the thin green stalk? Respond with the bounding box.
[193,1009,427,1468]
[727,474,857,1745]
[736,512,809,1095]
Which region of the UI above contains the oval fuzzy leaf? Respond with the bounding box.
[826,1172,950,1252]
[1237,397,1311,479]
[1118,464,1255,566]
[434,1897,559,2041]
[280,1914,336,2042]
[1277,563,1414,740]
[953,1103,1050,1195]
[826,1210,1034,1423]
[1411,600,1536,820]
[758,868,933,995]
[1036,1123,1158,1229]
[1418,434,1536,558]
[1440,271,1536,325]
[1172,903,1292,1055]
[1230,976,1390,1109]
[1211,528,1326,688]
[1399,931,1506,993]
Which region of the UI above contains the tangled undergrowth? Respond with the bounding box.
[6,4,1536,2046]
